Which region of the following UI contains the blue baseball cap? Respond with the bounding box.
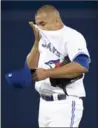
[5,62,34,88]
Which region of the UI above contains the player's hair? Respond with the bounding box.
[35,5,60,18]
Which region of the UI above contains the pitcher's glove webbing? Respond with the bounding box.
[50,56,83,89]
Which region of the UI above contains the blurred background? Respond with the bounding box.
[1,1,98,128]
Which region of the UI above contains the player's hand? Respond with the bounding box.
[32,68,49,81]
[29,21,41,42]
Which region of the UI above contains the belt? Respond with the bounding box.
[41,94,66,101]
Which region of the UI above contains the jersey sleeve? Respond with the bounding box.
[66,32,91,63]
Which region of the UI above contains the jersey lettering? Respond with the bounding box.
[42,42,61,58]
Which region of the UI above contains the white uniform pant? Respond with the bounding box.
[38,95,84,127]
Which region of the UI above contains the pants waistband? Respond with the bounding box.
[41,94,66,101]
[41,94,84,101]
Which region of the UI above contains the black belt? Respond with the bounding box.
[41,94,66,101]
[41,94,83,101]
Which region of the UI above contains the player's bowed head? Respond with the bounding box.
[35,5,64,31]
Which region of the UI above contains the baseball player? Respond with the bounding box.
[26,5,91,127]
[5,5,90,128]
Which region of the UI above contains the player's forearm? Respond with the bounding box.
[47,62,88,78]
[26,41,39,68]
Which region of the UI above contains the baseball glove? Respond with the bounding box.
[49,56,83,94]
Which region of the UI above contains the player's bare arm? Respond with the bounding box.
[46,61,88,78]
[32,61,88,81]
[26,22,40,69]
